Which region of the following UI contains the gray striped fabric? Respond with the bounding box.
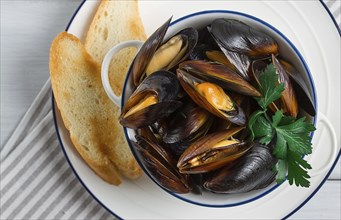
[0,1,340,219]
[0,80,113,219]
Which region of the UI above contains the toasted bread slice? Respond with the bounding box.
[50,32,142,185]
[85,0,147,96]
[83,0,146,180]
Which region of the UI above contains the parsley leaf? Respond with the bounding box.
[287,150,312,187]
[273,131,287,159]
[254,64,285,110]
[254,116,274,145]
[272,111,314,186]
[276,117,315,155]
[247,63,316,188]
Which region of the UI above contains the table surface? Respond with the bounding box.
[1,0,340,219]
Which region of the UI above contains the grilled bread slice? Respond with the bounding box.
[85,0,147,96]
[50,32,142,185]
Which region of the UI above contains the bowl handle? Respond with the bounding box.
[101,40,144,108]
[309,111,338,177]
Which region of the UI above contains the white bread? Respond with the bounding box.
[50,32,142,185]
[85,0,147,96]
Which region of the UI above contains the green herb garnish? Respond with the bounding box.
[248,63,316,187]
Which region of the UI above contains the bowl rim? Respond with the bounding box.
[122,9,318,208]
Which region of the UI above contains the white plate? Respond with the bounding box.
[52,0,341,219]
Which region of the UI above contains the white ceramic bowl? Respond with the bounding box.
[100,10,336,208]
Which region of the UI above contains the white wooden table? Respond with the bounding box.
[1,1,340,219]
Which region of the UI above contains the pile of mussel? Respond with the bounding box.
[119,18,316,194]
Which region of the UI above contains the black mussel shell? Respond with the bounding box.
[131,17,172,86]
[279,59,316,116]
[177,68,247,125]
[210,19,278,58]
[166,27,198,70]
[204,142,277,193]
[134,136,190,193]
[179,60,261,97]
[120,71,182,129]
[272,55,299,117]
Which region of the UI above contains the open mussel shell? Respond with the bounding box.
[279,59,316,116]
[179,60,261,97]
[250,56,300,117]
[272,55,299,117]
[204,142,277,193]
[144,27,198,75]
[120,71,182,129]
[210,19,278,58]
[131,17,171,86]
[134,136,190,193]
[131,16,198,85]
[177,68,246,125]
[177,127,252,174]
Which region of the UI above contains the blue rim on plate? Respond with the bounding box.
[122,10,317,208]
[51,0,341,219]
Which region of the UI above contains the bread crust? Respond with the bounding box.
[50,0,147,185]
[50,32,141,185]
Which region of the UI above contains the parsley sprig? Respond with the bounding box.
[248,64,316,187]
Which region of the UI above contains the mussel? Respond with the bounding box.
[251,55,300,117]
[134,135,190,193]
[120,71,182,129]
[279,59,316,116]
[131,18,171,86]
[209,18,279,81]
[179,60,261,96]
[177,67,246,125]
[204,142,277,193]
[272,55,299,117]
[210,19,278,58]
[177,127,251,174]
[130,17,198,86]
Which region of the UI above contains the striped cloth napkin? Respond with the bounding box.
[1,80,113,219]
[1,1,340,219]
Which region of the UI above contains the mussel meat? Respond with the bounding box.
[130,17,198,85]
[177,127,251,174]
[131,18,171,86]
[179,60,261,96]
[177,68,246,125]
[120,71,182,129]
